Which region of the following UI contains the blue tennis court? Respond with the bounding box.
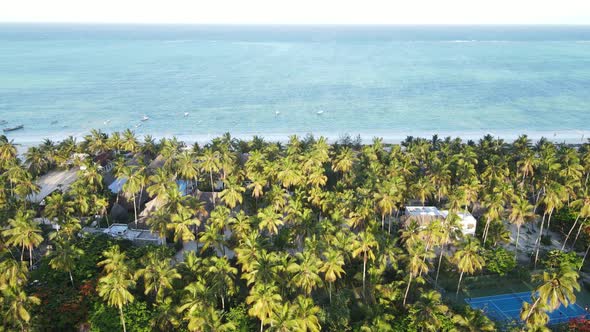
[465,292,588,325]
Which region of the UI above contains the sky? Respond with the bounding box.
[1,0,590,25]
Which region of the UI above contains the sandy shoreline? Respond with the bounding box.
[8,129,590,152]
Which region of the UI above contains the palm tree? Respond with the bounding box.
[0,256,28,290]
[452,308,495,332]
[178,278,213,318]
[0,137,17,169]
[291,295,321,332]
[481,192,505,244]
[134,254,180,302]
[534,182,566,266]
[108,131,123,154]
[509,195,535,257]
[168,209,198,243]
[205,256,237,310]
[374,182,397,230]
[219,176,245,209]
[287,250,323,296]
[319,249,345,303]
[1,286,41,331]
[563,188,590,250]
[520,296,550,330]
[410,290,448,332]
[435,213,461,286]
[199,224,226,255]
[403,243,433,306]
[351,231,378,298]
[121,129,139,153]
[185,306,235,332]
[176,151,199,190]
[247,174,266,204]
[150,297,180,331]
[121,166,142,226]
[97,245,127,274]
[522,265,580,324]
[44,192,75,223]
[3,210,44,267]
[49,241,84,287]
[453,237,485,296]
[246,283,282,332]
[24,146,48,176]
[257,207,284,237]
[97,271,135,332]
[411,177,434,206]
[332,147,356,175]
[199,148,221,198]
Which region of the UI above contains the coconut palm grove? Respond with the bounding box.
[3,130,590,331]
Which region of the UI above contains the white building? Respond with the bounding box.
[439,210,477,236]
[404,206,476,236]
[82,223,163,245]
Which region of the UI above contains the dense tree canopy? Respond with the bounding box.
[1,132,590,331]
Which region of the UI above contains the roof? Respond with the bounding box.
[405,206,444,218]
[81,223,162,244]
[439,210,477,223]
[28,167,79,203]
[108,178,128,194]
[148,155,166,170]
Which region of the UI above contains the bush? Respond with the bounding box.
[484,247,517,276]
[543,250,582,270]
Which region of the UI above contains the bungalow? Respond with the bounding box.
[81,223,163,246]
[404,206,476,236]
[27,167,79,204]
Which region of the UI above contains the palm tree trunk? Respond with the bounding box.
[523,297,542,323]
[381,213,385,230]
[260,318,264,332]
[581,243,590,270]
[221,294,225,311]
[69,271,74,287]
[133,194,138,227]
[456,271,464,296]
[403,274,413,306]
[514,225,524,259]
[545,210,554,237]
[328,281,333,304]
[388,213,393,234]
[534,213,547,267]
[483,217,491,245]
[119,306,127,332]
[29,247,33,268]
[21,245,25,262]
[562,214,581,250]
[362,252,367,298]
[573,218,588,249]
[209,169,216,207]
[435,248,445,286]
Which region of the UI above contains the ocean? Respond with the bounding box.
[1,24,590,145]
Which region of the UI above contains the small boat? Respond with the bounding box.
[184,112,189,117]
[3,124,24,132]
[104,119,111,125]
[141,115,150,122]
[275,111,280,116]
[50,120,58,125]
[0,120,7,125]
[135,123,142,128]
[316,110,324,115]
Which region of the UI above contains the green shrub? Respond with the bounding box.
[484,247,517,276]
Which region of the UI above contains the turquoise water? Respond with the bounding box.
[1,24,590,144]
